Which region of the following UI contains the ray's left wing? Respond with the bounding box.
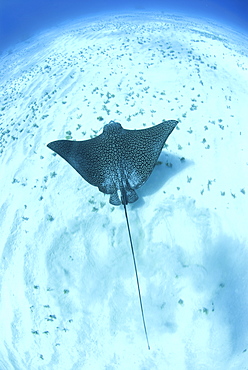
[47,135,116,194]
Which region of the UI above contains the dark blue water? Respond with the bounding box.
[0,0,248,52]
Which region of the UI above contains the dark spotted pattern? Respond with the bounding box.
[47,120,178,205]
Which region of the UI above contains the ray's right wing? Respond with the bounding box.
[122,120,178,189]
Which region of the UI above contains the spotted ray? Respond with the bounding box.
[47,120,178,349]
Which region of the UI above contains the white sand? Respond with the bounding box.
[0,11,248,370]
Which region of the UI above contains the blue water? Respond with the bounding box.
[0,0,248,52]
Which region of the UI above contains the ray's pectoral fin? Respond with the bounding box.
[109,192,122,206]
[121,180,139,205]
[125,188,138,204]
[107,177,139,206]
[108,185,138,206]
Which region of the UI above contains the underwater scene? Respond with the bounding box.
[0,1,248,369]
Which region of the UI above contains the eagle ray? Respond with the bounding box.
[47,120,178,349]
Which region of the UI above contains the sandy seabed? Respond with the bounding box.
[0,11,248,370]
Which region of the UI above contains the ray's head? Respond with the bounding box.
[103,120,122,133]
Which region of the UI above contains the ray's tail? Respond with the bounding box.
[123,202,150,350]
